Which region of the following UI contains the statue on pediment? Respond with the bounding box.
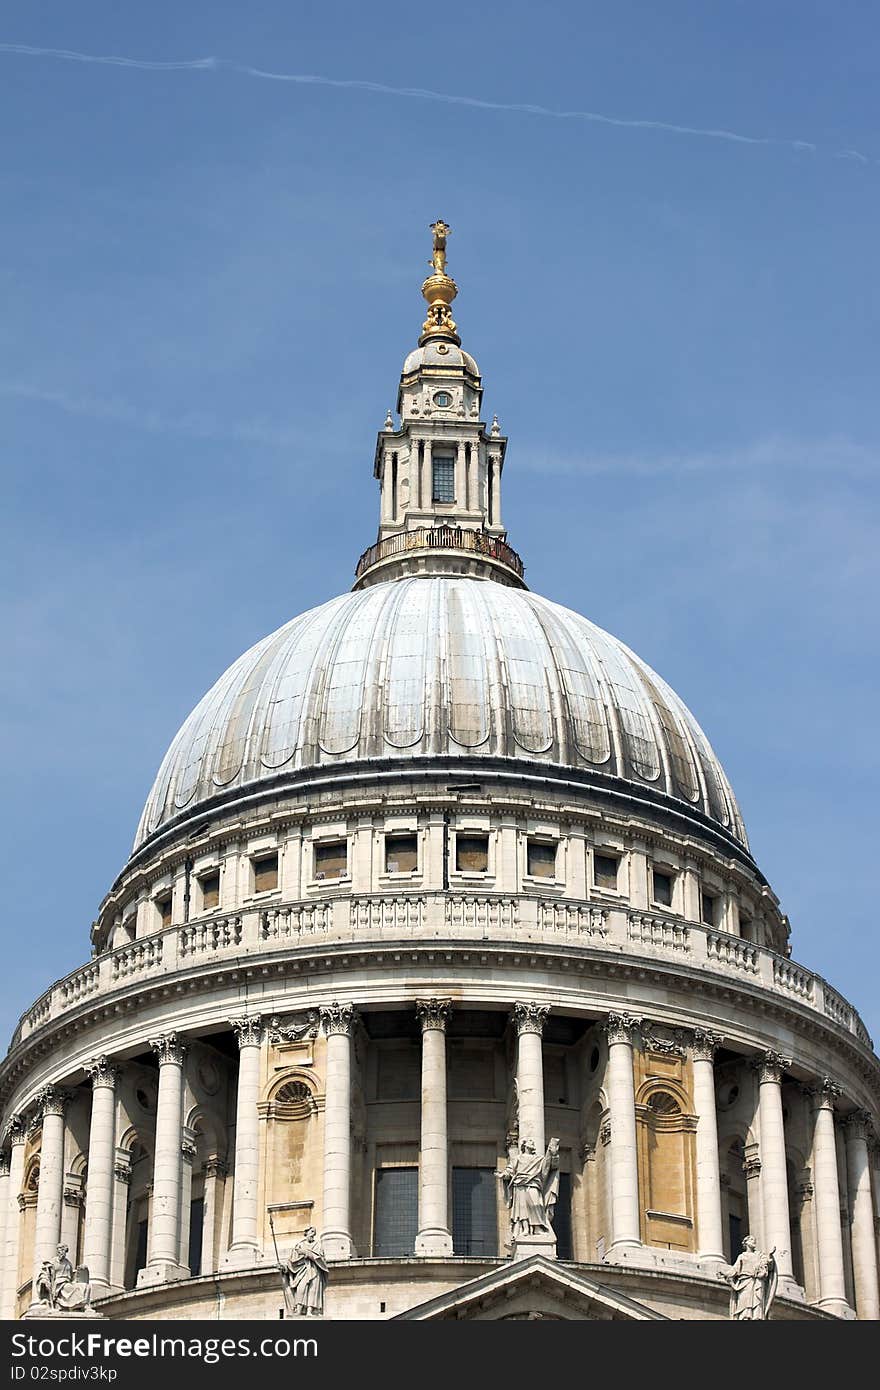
[720,1237,778,1320]
[502,1137,560,1237]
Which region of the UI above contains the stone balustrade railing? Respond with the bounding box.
[7,894,874,1054]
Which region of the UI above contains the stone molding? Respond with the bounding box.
[320,1001,356,1037]
[843,1109,872,1142]
[805,1077,841,1110]
[149,1033,186,1066]
[229,1015,264,1049]
[415,998,452,1032]
[35,1085,71,1119]
[513,1002,549,1036]
[204,1157,228,1181]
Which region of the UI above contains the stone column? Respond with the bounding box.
[422,440,432,512]
[806,1079,850,1316]
[0,1149,9,1311]
[604,1014,642,1254]
[513,1002,549,1154]
[455,441,467,512]
[415,999,453,1256]
[178,1131,196,1271]
[82,1057,119,1291]
[755,1051,797,1294]
[31,1087,69,1294]
[1,1118,26,1319]
[320,1003,356,1260]
[844,1111,880,1320]
[690,1029,725,1265]
[109,1151,131,1290]
[139,1034,187,1286]
[223,1015,265,1269]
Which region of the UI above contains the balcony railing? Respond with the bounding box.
[355,526,524,580]
[7,896,873,1055]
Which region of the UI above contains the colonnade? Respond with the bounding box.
[0,1005,877,1320]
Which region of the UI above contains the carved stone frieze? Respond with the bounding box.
[642,1022,688,1058]
[415,998,452,1032]
[149,1033,186,1066]
[513,1002,549,1037]
[268,1011,320,1044]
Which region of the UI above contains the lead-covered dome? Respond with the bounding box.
[135,577,746,852]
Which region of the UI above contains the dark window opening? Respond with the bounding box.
[385,833,418,874]
[199,872,220,911]
[552,1171,573,1260]
[133,1218,148,1286]
[314,840,347,880]
[456,834,489,873]
[452,1168,497,1256]
[593,853,619,890]
[701,892,717,926]
[652,870,673,907]
[254,853,279,893]
[432,455,455,503]
[373,1168,418,1256]
[729,1213,744,1261]
[157,896,172,929]
[527,840,557,879]
[188,1197,204,1276]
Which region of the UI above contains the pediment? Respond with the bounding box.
[394,1256,668,1321]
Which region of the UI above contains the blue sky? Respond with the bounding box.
[2,2,878,1044]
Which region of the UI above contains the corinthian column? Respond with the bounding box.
[604,1014,642,1254]
[513,1002,549,1154]
[755,1051,797,1295]
[844,1110,880,1320]
[31,1087,69,1295]
[805,1079,850,1317]
[222,1016,265,1269]
[320,1003,356,1260]
[690,1029,725,1265]
[415,999,453,1256]
[1,1118,26,1318]
[82,1058,119,1291]
[139,1034,187,1286]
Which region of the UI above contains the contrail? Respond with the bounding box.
[0,41,872,165]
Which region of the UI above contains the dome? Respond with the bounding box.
[134,576,746,852]
[402,342,480,376]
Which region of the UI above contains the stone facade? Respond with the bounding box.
[1,230,878,1322]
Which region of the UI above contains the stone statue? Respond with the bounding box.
[280,1227,328,1317]
[429,220,451,275]
[34,1245,93,1312]
[720,1237,779,1320]
[502,1137,560,1238]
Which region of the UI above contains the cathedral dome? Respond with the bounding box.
[401,342,480,376]
[134,575,746,853]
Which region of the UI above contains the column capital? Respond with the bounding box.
[35,1085,71,1119]
[320,1001,357,1037]
[149,1032,186,1066]
[204,1157,229,1181]
[843,1109,873,1142]
[415,998,452,1032]
[513,1001,549,1037]
[691,1028,723,1063]
[805,1077,841,1110]
[3,1113,26,1147]
[229,1015,264,1049]
[113,1155,132,1186]
[85,1056,120,1089]
[181,1136,198,1166]
[752,1050,792,1084]
[604,1012,642,1046]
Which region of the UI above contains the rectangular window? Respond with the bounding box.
[373,1168,418,1256]
[188,1197,204,1276]
[729,1212,744,1262]
[652,869,673,908]
[133,1219,148,1286]
[593,852,619,890]
[432,454,455,503]
[385,833,418,874]
[157,895,172,929]
[701,891,717,926]
[739,915,753,943]
[456,834,489,873]
[452,1168,498,1256]
[527,839,557,879]
[253,853,279,893]
[199,872,220,911]
[314,840,347,880]
[552,1170,573,1261]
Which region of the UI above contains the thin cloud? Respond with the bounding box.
[0,42,873,166]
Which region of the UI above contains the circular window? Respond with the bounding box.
[135,1087,153,1112]
[433,391,452,407]
[717,1080,740,1110]
[436,343,449,355]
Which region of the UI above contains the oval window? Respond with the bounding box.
[433,391,452,407]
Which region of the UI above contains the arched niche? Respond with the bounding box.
[635,1079,697,1253]
[259,1071,321,1246]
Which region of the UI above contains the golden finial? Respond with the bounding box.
[420,219,459,344]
